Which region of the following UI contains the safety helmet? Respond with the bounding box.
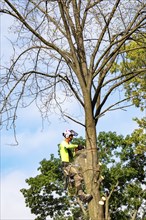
[62,129,78,138]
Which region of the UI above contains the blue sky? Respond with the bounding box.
[0,13,144,220]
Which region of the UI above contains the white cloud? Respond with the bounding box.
[1,170,53,220]
[1,171,37,220]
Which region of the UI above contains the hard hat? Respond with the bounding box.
[63,129,78,138]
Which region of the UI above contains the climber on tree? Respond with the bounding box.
[59,129,93,203]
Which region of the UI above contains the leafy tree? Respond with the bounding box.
[111,33,146,110]
[130,117,146,154]
[123,34,146,110]
[21,132,146,220]
[1,1,146,219]
[111,33,146,154]
[97,131,146,220]
[21,154,84,220]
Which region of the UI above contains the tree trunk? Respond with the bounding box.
[83,94,104,220]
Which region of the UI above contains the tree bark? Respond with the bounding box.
[83,93,104,220]
[131,209,138,220]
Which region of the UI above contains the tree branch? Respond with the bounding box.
[94,69,144,121]
[64,114,85,127]
[95,97,134,121]
[3,0,72,64]
[89,0,121,73]
[93,5,146,77]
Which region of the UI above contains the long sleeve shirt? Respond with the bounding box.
[59,140,78,162]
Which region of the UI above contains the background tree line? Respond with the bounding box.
[21,127,146,220]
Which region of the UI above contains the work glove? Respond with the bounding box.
[77,145,85,151]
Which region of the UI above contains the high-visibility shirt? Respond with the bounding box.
[59,140,78,162]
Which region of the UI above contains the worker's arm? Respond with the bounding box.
[66,144,78,149]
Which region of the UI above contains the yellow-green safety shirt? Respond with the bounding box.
[59,140,78,162]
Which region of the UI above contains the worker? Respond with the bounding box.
[59,129,92,203]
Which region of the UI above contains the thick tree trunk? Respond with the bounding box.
[83,96,104,220]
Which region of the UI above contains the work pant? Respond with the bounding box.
[62,162,83,190]
[62,162,92,202]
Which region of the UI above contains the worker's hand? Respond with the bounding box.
[77,145,85,151]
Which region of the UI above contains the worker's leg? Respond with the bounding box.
[69,166,92,203]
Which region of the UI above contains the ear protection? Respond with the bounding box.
[64,133,70,138]
[62,129,78,138]
[63,130,71,138]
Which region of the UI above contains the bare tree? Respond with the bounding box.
[0,1,146,219]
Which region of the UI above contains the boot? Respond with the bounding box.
[78,189,93,203]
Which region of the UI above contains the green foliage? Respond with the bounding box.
[133,117,146,154]
[111,33,146,110]
[21,155,69,219]
[21,132,146,219]
[21,154,83,220]
[72,136,86,146]
[98,131,146,220]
